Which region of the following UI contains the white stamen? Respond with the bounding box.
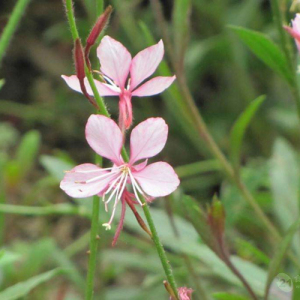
[102,223,111,230]
[82,169,119,184]
[118,172,128,200]
[104,173,123,195]
[72,166,120,174]
[104,173,125,205]
[103,75,118,87]
[128,169,144,195]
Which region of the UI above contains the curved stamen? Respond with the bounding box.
[71,166,122,174]
[79,168,120,184]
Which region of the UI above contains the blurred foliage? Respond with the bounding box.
[1,0,300,299]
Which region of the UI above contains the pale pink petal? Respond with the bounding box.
[129,118,168,164]
[132,162,180,198]
[85,115,124,165]
[131,76,176,97]
[61,75,120,96]
[129,40,164,91]
[60,163,117,198]
[97,36,132,88]
[132,159,148,172]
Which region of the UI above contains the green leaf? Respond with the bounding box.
[212,292,249,300]
[264,218,300,299]
[15,130,41,177]
[40,155,74,182]
[172,0,191,60]
[0,268,63,300]
[269,138,300,254]
[229,26,293,85]
[0,79,5,91]
[0,250,21,267]
[230,95,265,170]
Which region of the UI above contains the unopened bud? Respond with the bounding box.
[163,281,177,300]
[73,38,98,109]
[85,6,113,70]
[74,38,85,80]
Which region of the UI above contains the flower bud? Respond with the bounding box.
[85,6,113,70]
[207,195,225,243]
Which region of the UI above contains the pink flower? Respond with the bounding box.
[284,14,300,51]
[171,287,193,300]
[62,36,176,130]
[60,115,180,231]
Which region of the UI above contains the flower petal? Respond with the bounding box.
[61,75,120,96]
[131,76,176,97]
[130,40,164,91]
[97,36,132,88]
[60,163,116,198]
[129,118,168,164]
[132,162,180,198]
[86,115,124,165]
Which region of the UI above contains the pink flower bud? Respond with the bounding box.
[177,287,193,300]
[74,38,85,80]
[85,6,113,70]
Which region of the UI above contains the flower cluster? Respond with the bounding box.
[60,34,179,243]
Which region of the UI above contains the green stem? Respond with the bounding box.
[64,1,178,298]
[0,203,89,217]
[270,0,300,119]
[0,0,32,65]
[85,195,101,300]
[141,199,179,299]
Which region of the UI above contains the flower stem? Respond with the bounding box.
[85,195,101,300]
[64,1,178,298]
[270,0,300,119]
[141,198,179,299]
[0,0,32,65]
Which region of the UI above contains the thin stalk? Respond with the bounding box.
[64,1,178,298]
[85,195,101,300]
[0,0,32,65]
[270,0,300,119]
[141,199,179,299]
[149,0,300,269]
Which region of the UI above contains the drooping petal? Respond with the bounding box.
[60,163,117,198]
[131,76,176,97]
[61,75,120,96]
[85,115,124,165]
[129,118,168,164]
[97,36,132,88]
[132,162,180,198]
[129,40,164,91]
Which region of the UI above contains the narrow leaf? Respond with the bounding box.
[0,268,63,300]
[16,130,41,177]
[230,95,265,170]
[229,26,293,85]
[265,218,300,299]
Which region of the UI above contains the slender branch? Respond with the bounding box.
[0,0,32,65]
[270,0,300,119]
[149,0,300,270]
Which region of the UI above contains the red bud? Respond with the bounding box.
[73,38,98,109]
[85,6,113,70]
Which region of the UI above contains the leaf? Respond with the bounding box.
[172,0,191,61]
[269,138,300,254]
[265,218,300,299]
[229,26,293,85]
[40,155,74,182]
[15,130,41,177]
[0,79,4,91]
[230,95,265,170]
[0,268,63,300]
[212,292,249,300]
[0,250,21,267]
